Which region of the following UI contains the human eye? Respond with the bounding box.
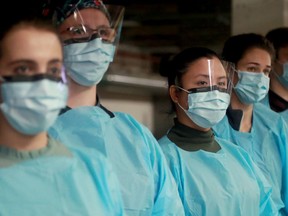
[98,27,116,42]
[197,80,209,87]
[263,68,271,76]
[67,26,90,38]
[47,65,62,78]
[218,81,227,87]
[246,66,259,72]
[13,64,34,76]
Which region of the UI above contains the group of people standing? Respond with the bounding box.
[0,0,287,215]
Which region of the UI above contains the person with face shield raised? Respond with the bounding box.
[212,33,288,215]
[259,27,288,123]
[158,47,276,216]
[0,6,124,215]
[42,0,185,215]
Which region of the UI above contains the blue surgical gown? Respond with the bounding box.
[261,93,288,124]
[0,137,123,216]
[212,103,288,215]
[158,135,276,216]
[49,106,185,216]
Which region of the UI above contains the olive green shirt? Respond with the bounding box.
[167,118,221,152]
[0,137,72,168]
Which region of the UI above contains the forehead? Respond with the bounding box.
[59,8,110,30]
[0,28,62,62]
[239,47,271,65]
[185,57,226,77]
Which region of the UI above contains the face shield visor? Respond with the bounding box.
[175,59,234,129]
[52,0,125,47]
[0,66,67,85]
[0,67,68,105]
[177,59,235,96]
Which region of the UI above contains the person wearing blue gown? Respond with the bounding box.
[260,27,288,122]
[42,0,185,215]
[212,33,288,215]
[157,46,276,215]
[0,7,123,216]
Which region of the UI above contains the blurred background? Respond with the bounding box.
[98,0,288,138]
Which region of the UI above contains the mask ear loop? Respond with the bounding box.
[177,102,187,112]
[172,85,190,112]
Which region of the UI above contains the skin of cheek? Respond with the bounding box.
[178,91,189,110]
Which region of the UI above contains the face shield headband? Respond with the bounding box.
[48,0,110,26]
[44,0,125,46]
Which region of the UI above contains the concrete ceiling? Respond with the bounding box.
[101,1,232,92]
[109,0,231,54]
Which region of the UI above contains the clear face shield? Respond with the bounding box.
[0,66,67,85]
[53,1,125,47]
[175,58,234,129]
[177,59,235,96]
[0,65,67,105]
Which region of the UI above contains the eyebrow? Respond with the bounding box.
[48,59,62,64]
[246,62,271,69]
[8,59,62,66]
[8,59,35,66]
[195,74,227,79]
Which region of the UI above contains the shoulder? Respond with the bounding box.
[157,135,178,155]
[254,103,282,120]
[254,103,287,129]
[51,106,111,130]
[113,111,155,136]
[215,137,250,158]
[158,135,171,147]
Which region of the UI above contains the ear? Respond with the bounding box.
[233,71,239,86]
[169,85,179,103]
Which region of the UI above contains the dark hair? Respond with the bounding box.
[160,47,220,87]
[0,0,49,42]
[222,33,275,66]
[159,47,220,112]
[42,0,111,26]
[266,27,288,59]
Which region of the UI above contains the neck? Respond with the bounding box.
[230,92,253,132]
[0,113,48,151]
[68,78,97,108]
[270,74,288,101]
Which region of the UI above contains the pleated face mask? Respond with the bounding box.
[177,86,230,128]
[63,37,115,86]
[233,71,270,105]
[0,75,68,135]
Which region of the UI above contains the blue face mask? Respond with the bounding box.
[178,90,230,128]
[0,78,68,135]
[63,38,115,86]
[275,62,288,87]
[234,71,270,105]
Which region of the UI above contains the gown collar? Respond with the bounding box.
[167,118,220,152]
